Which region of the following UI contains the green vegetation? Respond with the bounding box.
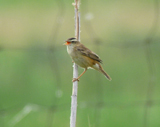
[0,0,160,127]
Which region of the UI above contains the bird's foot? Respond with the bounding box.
[72,78,79,82]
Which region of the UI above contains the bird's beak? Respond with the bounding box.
[63,41,71,45]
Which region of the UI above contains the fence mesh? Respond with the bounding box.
[0,0,160,127]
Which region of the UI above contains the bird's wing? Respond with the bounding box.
[76,44,102,63]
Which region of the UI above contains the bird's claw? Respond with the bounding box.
[72,78,79,82]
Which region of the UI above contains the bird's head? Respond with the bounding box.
[64,37,79,46]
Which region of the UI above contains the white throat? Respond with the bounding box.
[67,44,74,55]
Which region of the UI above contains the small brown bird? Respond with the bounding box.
[64,37,111,82]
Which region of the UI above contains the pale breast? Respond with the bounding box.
[73,57,88,68]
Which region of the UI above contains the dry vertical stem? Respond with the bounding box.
[70,0,80,127]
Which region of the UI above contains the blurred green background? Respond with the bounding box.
[0,0,160,127]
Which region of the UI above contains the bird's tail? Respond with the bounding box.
[100,68,112,81]
[97,64,112,81]
[92,63,112,81]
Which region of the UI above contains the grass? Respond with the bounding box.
[0,0,160,127]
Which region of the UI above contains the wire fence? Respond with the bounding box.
[0,0,160,127]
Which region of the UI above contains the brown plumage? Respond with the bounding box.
[64,37,111,82]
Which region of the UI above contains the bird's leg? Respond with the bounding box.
[72,69,87,82]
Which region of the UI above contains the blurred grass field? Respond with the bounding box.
[0,0,160,127]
